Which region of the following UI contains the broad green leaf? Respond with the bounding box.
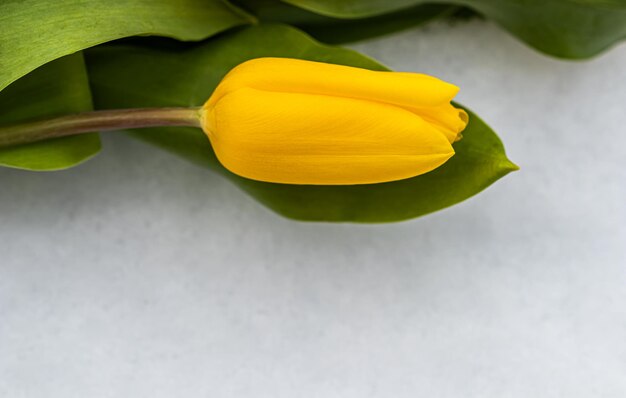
[282,0,626,58]
[0,0,254,92]
[86,24,516,222]
[0,53,100,171]
[234,0,458,44]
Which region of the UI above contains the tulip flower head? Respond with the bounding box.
[201,58,468,185]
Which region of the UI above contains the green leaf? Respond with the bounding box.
[86,24,516,222]
[282,0,626,59]
[0,0,254,92]
[234,0,458,44]
[0,53,100,171]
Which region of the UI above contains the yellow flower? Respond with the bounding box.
[201,58,468,185]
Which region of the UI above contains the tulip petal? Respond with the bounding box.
[411,104,469,143]
[206,88,454,185]
[206,57,460,110]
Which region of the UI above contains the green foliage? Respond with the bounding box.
[234,0,459,44]
[0,0,254,91]
[0,54,100,170]
[86,24,516,222]
[282,0,626,58]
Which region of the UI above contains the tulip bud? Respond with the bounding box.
[201,58,468,185]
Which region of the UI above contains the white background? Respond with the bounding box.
[1,20,625,397]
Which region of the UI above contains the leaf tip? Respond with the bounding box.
[501,158,520,173]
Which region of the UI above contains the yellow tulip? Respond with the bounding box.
[201,58,468,185]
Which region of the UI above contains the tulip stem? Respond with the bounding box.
[0,107,203,149]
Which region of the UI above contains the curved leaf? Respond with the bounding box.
[0,53,100,171]
[0,0,254,91]
[282,0,626,58]
[86,24,516,222]
[234,0,458,44]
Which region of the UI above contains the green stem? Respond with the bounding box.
[0,107,203,148]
